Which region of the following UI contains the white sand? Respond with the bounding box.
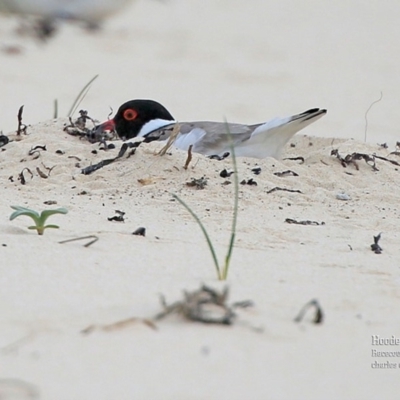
[1,1,400,399]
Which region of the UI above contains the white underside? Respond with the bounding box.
[226,116,295,158]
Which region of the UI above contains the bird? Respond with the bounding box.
[95,99,327,159]
[0,0,135,24]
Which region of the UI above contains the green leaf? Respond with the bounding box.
[10,206,40,221]
[10,206,68,235]
[43,225,60,230]
[38,208,68,227]
[27,225,60,230]
[40,208,68,220]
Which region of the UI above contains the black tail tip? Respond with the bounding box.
[303,108,327,115]
[300,108,327,121]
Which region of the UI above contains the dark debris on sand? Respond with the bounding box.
[285,218,325,226]
[154,285,253,325]
[371,233,383,254]
[186,176,208,189]
[64,110,114,144]
[294,299,324,324]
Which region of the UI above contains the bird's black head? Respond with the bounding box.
[110,99,175,140]
[94,99,175,141]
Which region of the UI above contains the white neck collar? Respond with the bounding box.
[137,119,176,137]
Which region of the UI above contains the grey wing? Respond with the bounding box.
[142,124,176,141]
[178,121,256,155]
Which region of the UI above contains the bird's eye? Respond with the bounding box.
[123,109,138,121]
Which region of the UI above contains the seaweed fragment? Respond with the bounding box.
[154,285,252,325]
[40,162,56,176]
[220,169,234,178]
[0,133,9,147]
[64,110,113,143]
[29,145,46,153]
[16,105,27,135]
[186,177,208,189]
[18,168,33,184]
[108,210,125,222]
[267,187,302,194]
[331,149,378,171]
[36,167,48,179]
[99,143,116,151]
[28,145,47,159]
[132,227,146,236]
[283,156,305,164]
[44,200,57,205]
[251,167,262,175]
[371,233,383,254]
[373,154,400,167]
[81,141,143,175]
[273,170,299,177]
[294,299,324,324]
[285,218,325,226]
[240,178,257,186]
[209,152,230,160]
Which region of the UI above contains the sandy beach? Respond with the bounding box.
[1,1,400,399]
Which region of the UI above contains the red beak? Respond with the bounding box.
[95,119,115,135]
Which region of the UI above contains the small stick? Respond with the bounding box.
[183,145,193,169]
[81,317,157,334]
[59,235,99,247]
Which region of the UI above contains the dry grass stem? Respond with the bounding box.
[158,123,180,156]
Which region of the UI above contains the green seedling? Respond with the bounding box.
[10,206,68,235]
[172,124,239,281]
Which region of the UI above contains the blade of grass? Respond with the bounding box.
[67,74,99,118]
[171,193,222,280]
[53,99,58,118]
[171,121,239,280]
[222,124,238,279]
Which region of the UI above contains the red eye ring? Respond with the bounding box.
[123,109,138,121]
